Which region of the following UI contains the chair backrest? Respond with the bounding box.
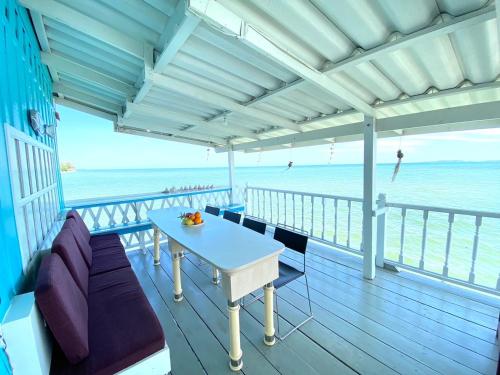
[242,217,267,235]
[205,205,220,216]
[223,210,241,224]
[273,226,308,255]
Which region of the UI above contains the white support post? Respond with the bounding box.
[362,116,377,279]
[228,145,235,204]
[375,193,386,268]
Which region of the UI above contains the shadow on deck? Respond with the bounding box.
[127,241,500,375]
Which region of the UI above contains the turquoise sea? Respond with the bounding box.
[62,161,500,290]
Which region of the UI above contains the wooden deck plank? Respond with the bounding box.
[286,270,498,372]
[130,251,239,375]
[150,250,282,375]
[283,250,498,341]
[128,251,207,375]
[178,253,360,375]
[309,242,500,314]
[282,251,500,359]
[305,247,499,325]
[125,239,499,375]
[183,253,398,375]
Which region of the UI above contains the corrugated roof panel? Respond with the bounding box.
[193,25,297,83]
[57,0,165,44]
[450,19,499,83]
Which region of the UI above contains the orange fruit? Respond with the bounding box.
[194,217,202,225]
[195,211,201,218]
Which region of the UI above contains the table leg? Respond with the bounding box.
[228,300,243,371]
[263,282,276,346]
[212,266,220,285]
[153,226,161,266]
[172,253,183,302]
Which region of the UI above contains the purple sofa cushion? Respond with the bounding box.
[35,254,89,364]
[63,218,92,267]
[66,210,91,243]
[89,233,122,251]
[52,228,89,297]
[89,246,130,276]
[50,267,165,375]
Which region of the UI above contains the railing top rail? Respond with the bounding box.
[386,201,500,219]
[246,186,364,202]
[65,187,231,209]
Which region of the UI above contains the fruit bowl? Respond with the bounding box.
[179,211,204,227]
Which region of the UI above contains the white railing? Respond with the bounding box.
[66,187,231,249]
[245,186,500,294]
[245,186,364,252]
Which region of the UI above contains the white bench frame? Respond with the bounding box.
[1,292,171,375]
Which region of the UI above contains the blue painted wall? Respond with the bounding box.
[0,1,62,373]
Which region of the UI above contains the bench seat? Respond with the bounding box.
[35,210,168,375]
[50,267,164,375]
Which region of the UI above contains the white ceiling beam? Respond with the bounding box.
[155,0,200,73]
[55,97,118,122]
[150,72,303,132]
[188,0,374,115]
[132,0,199,105]
[497,0,500,45]
[19,0,145,59]
[124,102,259,140]
[119,118,227,145]
[41,52,136,97]
[116,125,220,148]
[53,83,122,115]
[205,2,496,123]
[221,101,500,152]
[30,10,60,81]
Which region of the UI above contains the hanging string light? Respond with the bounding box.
[206,147,211,161]
[328,140,335,164]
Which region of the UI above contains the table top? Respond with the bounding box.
[148,207,284,273]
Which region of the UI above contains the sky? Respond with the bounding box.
[56,105,500,169]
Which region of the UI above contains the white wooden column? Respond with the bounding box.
[362,116,377,279]
[228,145,235,204]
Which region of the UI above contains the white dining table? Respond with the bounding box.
[148,207,284,371]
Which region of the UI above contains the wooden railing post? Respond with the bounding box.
[376,193,386,268]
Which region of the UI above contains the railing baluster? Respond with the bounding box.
[277,192,280,224]
[257,189,261,219]
[284,193,287,226]
[310,196,314,236]
[301,194,305,233]
[321,197,325,240]
[334,199,338,244]
[347,200,352,248]
[469,215,482,283]
[292,194,296,229]
[252,188,256,216]
[442,213,455,277]
[270,190,273,223]
[419,210,429,269]
[399,208,406,263]
[263,189,266,221]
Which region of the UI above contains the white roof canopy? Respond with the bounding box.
[22,0,500,152]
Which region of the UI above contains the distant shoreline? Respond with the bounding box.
[70,160,500,172]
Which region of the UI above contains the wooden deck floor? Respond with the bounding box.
[127,240,500,375]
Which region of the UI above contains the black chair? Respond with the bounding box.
[205,205,220,216]
[242,217,267,235]
[223,210,241,224]
[243,225,313,340]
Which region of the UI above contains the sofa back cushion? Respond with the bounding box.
[35,254,89,364]
[52,228,89,297]
[63,218,92,267]
[66,210,91,243]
